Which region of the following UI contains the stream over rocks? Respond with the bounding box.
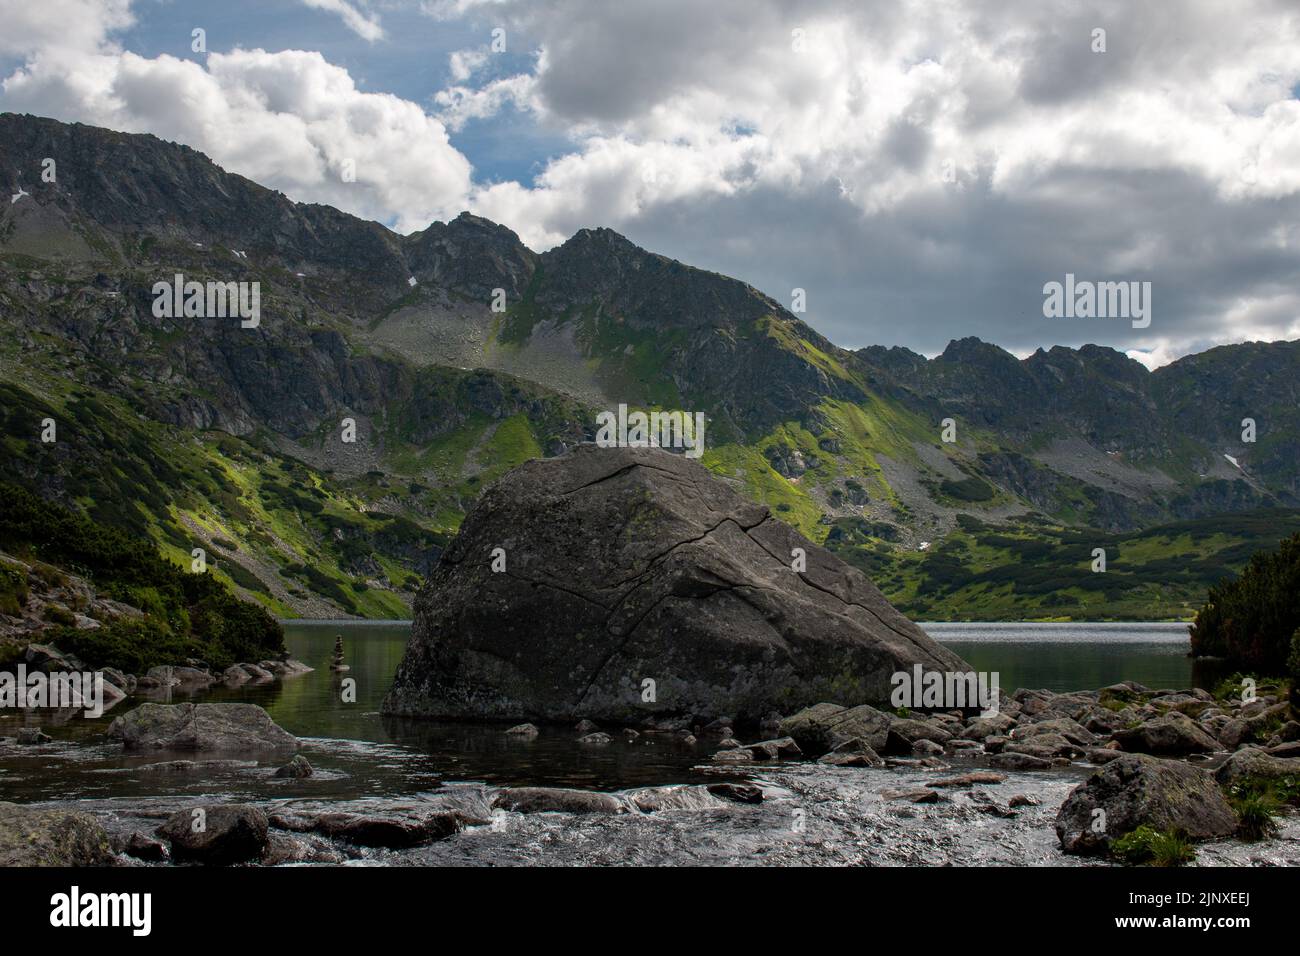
[7,752,1298,867]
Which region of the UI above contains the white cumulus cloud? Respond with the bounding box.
[0,0,470,232]
[5,0,1300,362]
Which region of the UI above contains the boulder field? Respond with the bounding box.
[383,445,969,723]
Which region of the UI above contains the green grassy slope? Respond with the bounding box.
[828,509,1300,621]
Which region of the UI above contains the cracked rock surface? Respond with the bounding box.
[384,445,968,722]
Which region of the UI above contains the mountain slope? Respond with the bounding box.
[2,111,1297,621]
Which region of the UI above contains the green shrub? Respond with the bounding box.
[216,557,271,597]
[30,562,67,588]
[1224,774,1299,840]
[1231,792,1281,841]
[939,477,995,502]
[50,618,199,674]
[1212,673,1287,705]
[1111,826,1195,867]
[0,482,283,670]
[0,562,28,617]
[42,605,76,626]
[1190,532,1300,671]
[1290,629,1300,707]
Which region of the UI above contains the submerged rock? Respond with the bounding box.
[706,783,764,804]
[492,787,624,815]
[310,810,476,848]
[274,755,314,779]
[383,445,966,723]
[136,759,256,774]
[108,702,298,752]
[882,788,944,804]
[926,772,1006,788]
[628,786,725,812]
[115,830,169,862]
[260,833,342,866]
[0,802,113,866]
[1055,754,1236,855]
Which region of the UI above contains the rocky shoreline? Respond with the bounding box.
[2,677,1297,867]
[4,638,313,725]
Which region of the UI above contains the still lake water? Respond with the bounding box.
[0,620,1205,802]
[922,621,1197,693]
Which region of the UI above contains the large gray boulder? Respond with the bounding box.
[108,703,297,752]
[384,446,967,722]
[1055,754,1236,854]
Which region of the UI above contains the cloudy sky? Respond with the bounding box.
[3,0,1299,367]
